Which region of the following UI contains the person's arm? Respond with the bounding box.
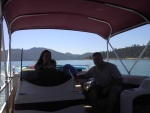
[34,64,44,71]
[74,73,89,79]
[74,72,93,85]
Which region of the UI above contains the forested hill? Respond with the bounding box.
[2,45,150,61]
[101,44,150,59]
[84,44,150,59]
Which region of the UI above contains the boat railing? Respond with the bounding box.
[0,76,14,113]
[13,64,90,74]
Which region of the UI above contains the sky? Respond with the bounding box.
[3,20,150,55]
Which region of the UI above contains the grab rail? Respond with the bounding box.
[0,76,14,113]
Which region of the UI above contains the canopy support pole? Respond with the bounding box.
[0,2,10,113]
[88,17,112,62]
[0,0,2,76]
[8,29,11,77]
[108,42,130,74]
[88,17,129,74]
[129,40,150,73]
[1,21,9,79]
[106,40,109,62]
[106,3,150,74]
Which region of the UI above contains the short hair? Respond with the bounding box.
[92,52,103,58]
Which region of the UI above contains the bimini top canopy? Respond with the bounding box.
[1,0,150,40]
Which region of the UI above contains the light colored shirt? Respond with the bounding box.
[86,62,122,86]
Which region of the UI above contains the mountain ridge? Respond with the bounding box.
[2,47,93,61]
[2,45,150,61]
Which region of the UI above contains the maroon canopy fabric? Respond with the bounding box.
[2,0,150,39]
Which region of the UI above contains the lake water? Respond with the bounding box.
[1,59,150,76]
[0,59,150,90]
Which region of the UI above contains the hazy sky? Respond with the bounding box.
[3,20,150,55]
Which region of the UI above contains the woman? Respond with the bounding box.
[34,50,52,71]
[34,50,70,86]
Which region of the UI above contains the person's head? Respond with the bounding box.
[92,52,103,66]
[50,59,56,68]
[36,50,51,65]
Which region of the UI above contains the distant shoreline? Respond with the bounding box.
[84,58,150,60]
[123,58,150,60]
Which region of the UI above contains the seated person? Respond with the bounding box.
[34,50,71,86]
[50,59,56,69]
[34,49,52,70]
[75,52,123,113]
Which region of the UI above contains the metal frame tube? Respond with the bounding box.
[88,17,112,61]
[129,40,150,73]
[106,3,150,24]
[108,42,130,74]
[105,3,150,74]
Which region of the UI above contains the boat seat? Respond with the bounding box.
[120,77,150,113]
[122,74,149,85]
[80,75,150,113]
[14,91,85,113]
[15,71,85,113]
[121,75,149,90]
[17,77,76,95]
[22,70,38,82]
